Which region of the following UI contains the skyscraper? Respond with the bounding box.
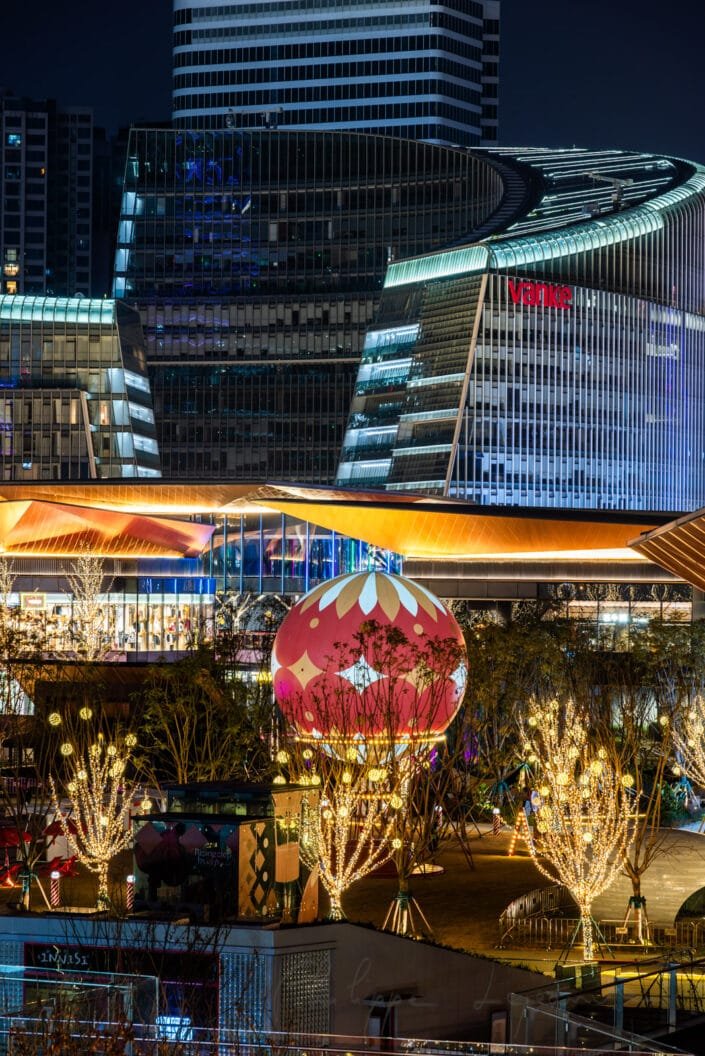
[0,93,94,297]
[112,128,503,479]
[172,0,499,147]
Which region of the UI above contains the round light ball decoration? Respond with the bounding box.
[272,572,467,746]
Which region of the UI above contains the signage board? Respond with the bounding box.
[20,593,46,611]
[508,278,573,310]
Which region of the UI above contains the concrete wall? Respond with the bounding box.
[0,915,545,1043]
[277,922,545,1041]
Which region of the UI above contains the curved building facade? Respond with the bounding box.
[0,296,160,480]
[337,148,705,512]
[113,129,504,480]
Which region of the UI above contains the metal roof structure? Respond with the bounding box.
[0,481,669,563]
[0,498,213,558]
[631,508,705,590]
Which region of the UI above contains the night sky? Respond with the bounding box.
[1,0,704,162]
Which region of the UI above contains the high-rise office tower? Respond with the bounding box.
[172,0,500,147]
[0,93,94,297]
[113,128,503,479]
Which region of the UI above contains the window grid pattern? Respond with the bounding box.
[451,274,705,511]
[0,296,160,480]
[172,0,496,147]
[0,99,93,298]
[114,130,501,301]
[0,941,23,1014]
[174,56,484,98]
[338,150,705,512]
[114,128,503,481]
[219,951,268,1034]
[337,274,484,491]
[154,359,357,479]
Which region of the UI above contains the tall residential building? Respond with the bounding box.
[0,93,94,298]
[172,0,500,147]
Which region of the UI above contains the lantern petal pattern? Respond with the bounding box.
[337,656,387,692]
[272,571,467,744]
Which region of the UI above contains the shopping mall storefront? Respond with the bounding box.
[4,508,402,659]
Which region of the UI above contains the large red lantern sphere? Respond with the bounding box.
[272,572,467,744]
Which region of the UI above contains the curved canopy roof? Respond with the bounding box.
[0,481,668,563]
[0,499,213,558]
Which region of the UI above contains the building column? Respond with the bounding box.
[693,589,705,621]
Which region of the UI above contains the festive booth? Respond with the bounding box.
[132,782,317,922]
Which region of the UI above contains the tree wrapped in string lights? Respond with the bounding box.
[672,696,705,795]
[278,743,399,921]
[66,547,112,661]
[522,698,635,961]
[50,729,139,907]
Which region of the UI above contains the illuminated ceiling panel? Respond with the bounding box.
[0,481,260,515]
[0,483,669,563]
[254,498,660,561]
[0,500,214,558]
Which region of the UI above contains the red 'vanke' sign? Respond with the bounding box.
[508,279,572,309]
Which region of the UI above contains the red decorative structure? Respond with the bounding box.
[272,571,467,745]
[50,871,61,909]
[126,874,135,913]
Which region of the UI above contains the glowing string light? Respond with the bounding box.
[50,733,140,907]
[673,700,705,806]
[521,698,635,962]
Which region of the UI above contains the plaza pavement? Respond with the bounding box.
[343,823,705,972]
[3,823,705,974]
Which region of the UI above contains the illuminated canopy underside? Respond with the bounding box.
[0,500,214,558]
[631,509,705,590]
[0,483,669,563]
[253,497,659,562]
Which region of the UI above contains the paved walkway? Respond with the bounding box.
[594,828,705,926]
[343,823,705,969]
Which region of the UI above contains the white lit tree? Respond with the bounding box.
[283,744,399,921]
[0,554,41,717]
[66,547,112,661]
[50,727,139,907]
[671,692,705,823]
[672,695,705,801]
[522,698,635,961]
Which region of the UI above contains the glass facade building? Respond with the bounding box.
[337,148,705,513]
[113,128,504,479]
[0,296,160,479]
[172,0,500,148]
